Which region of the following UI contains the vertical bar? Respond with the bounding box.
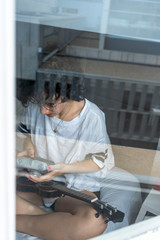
[60,75,68,98]
[112,82,125,133]
[150,116,159,140]
[128,113,137,138]
[112,82,125,132]
[116,82,125,109]
[139,114,148,139]
[105,80,114,108]
[99,34,105,50]
[79,76,85,101]
[139,85,148,111]
[91,78,97,102]
[85,77,92,100]
[0,0,15,240]
[149,86,160,141]
[127,83,137,110]
[70,76,80,101]
[150,86,160,110]
[49,73,57,98]
[111,110,119,133]
[117,111,126,137]
[106,109,114,134]
[125,83,137,139]
[35,72,45,97]
[95,79,103,106]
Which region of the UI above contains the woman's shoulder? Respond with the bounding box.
[24,102,40,119]
[27,102,39,111]
[85,99,105,119]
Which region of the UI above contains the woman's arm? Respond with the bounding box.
[26,159,101,183]
[16,134,35,158]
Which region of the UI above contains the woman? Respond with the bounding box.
[16,79,115,240]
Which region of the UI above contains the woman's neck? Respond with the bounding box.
[59,100,85,121]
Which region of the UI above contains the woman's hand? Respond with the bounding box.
[26,163,66,183]
[25,159,101,183]
[17,137,35,158]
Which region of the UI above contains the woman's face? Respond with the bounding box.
[40,96,68,118]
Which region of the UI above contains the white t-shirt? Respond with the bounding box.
[18,99,115,192]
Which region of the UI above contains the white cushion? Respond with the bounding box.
[100,167,142,234]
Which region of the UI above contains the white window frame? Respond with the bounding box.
[91,215,160,240]
[0,0,15,240]
[1,1,160,240]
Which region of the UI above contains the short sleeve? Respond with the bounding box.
[17,106,31,136]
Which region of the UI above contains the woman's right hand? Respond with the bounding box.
[16,137,35,158]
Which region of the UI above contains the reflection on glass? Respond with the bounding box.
[16,0,160,239]
[16,0,160,41]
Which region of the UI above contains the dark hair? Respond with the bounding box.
[35,81,72,104]
[16,79,35,107]
[17,72,85,107]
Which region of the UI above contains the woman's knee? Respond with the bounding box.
[85,209,107,233]
[72,207,107,239]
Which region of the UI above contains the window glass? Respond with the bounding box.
[16,1,160,239]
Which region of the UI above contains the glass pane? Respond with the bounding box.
[16,1,160,240]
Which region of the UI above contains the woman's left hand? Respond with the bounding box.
[26,163,67,183]
[26,159,100,183]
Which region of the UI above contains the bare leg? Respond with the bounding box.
[16,194,47,215]
[16,191,107,240]
[16,191,44,206]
